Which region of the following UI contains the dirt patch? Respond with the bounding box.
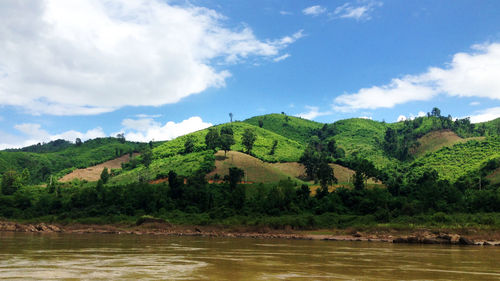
[59,153,139,182]
[206,151,289,183]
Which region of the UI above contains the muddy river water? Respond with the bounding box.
[0,232,499,280]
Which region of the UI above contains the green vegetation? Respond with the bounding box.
[244,113,323,143]
[0,138,143,184]
[1,109,500,230]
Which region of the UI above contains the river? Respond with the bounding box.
[0,232,499,280]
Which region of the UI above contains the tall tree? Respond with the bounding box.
[142,148,153,168]
[1,171,20,195]
[229,112,233,123]
[242,128,257,154]
[205,128,220,151]
[100,167,109,184]
[220,126,235,157]
[75,138,82,146]
[184,136,196,154]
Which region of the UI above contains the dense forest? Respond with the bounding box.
[1,109,500,228]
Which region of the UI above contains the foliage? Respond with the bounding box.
[241,128,257,154]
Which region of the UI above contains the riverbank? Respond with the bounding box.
[1,220,499,246]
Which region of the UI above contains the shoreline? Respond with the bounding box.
[1,221,500,246]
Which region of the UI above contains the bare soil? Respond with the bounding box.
[59,153,139,182]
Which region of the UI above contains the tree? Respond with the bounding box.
[383,127,397,156]
[242,128,257,154]
[75,138,82,146]
[184,136,196,154]
[220,126,233,136]
[316,160,337,195]
[228,167,245,190]
[20,168,31,185]
[431,107,441,117]
[220,127,235,157]
[100,167,109,184]
[269,140,278,155]
[258,120,264,128]
[142,148,153,168]
[205,128,220,151]
[116,133,125,143]
[229,112,233,123]
[1,170,20,195]
[353,171,365,191]
[47,175,56,193]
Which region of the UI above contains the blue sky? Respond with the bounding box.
[1,0,500,148]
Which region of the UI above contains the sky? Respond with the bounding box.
[1,0,500,149]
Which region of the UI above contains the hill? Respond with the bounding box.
[0,138,142,184]
[244,113,323,143]
[59,153,139,182]
[409,137,500,181]
[153,121,305,162]
[329,118,392,167]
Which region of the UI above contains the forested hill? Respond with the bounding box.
[1,111,500,187]
[0,138,146,184]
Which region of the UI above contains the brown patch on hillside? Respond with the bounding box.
[59,153,139,182]
[412,129,486,157]
[412,130,463,157]
[206,151,289,183]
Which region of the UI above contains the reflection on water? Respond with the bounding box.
[0,232,499,280]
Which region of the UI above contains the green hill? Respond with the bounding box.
[0,138,142,184]
[329,118,392,167]
[154,121,305,163]
[244,113,323,143]
[409,137,500,181]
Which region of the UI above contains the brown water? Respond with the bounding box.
[0,233,499,280]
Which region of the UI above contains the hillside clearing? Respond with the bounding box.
[59,154,138,182]
[413,130,485,157]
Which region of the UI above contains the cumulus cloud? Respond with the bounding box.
[0,123,105,150]
[469,101,480,106]
[397,115,407,122]
[333,1,382,21]
[0,0,302,116]
[468,107,500,123]
[122,116,212,142]
[396,111,427,122]
[334,42,500,111]
[303,5,327,16]
[0,115,211,149]
[296,106,331,120]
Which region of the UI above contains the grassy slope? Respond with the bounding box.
[154,122,305,162]
[244,113,323,143]
[331,118,392,168]
[206,151,298,183]
[410,137,500,181]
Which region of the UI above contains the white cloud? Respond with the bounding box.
[303,5,327,16]
[359,116,372,120]
[296,106,331,120]
[468,107,500,123]
[135,113,162,118]
[0,123,105,150]
[0,0,302,116]
[469,101,480,106]
[279,11,293,16]
[122,116,212,142]
[273,53,291,62]
[397,115,406,122]
[333,1,382,21]
[334,42,500,111]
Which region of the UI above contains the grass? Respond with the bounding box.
[244,113,323,143]
[153,122,305,162]
[410,137,500,181]
[206,150,300,184]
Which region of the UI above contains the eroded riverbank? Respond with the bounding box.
[1,220,499,246]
